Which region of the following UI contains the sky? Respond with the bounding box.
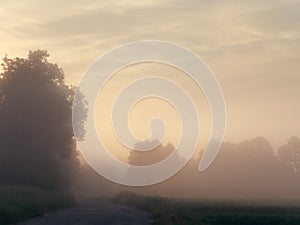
[1,0,300,155]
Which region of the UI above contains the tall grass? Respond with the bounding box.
[0,185,74,225]
[113,192,300,225]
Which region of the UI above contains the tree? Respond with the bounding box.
[128,140,176,166]
[0,50,86,190]
[278,136,300,173]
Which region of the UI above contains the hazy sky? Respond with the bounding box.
[1,0,300,151]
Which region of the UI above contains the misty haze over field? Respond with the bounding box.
[0,0,300,224]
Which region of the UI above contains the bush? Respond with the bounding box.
[0,185,74,225]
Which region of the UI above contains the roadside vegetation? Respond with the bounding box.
[0,185,74,225]
[113,192,300,225]
[0,51,86,224]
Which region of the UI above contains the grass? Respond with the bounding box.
[0,185,74,225]
[112,192,300,225]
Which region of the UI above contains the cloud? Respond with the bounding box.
[2,0,299,57]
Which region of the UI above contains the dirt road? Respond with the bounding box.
[17,200,153,225]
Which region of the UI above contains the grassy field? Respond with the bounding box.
[0,185,74,225]
[113,192,300,225]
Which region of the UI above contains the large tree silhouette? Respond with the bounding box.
[0,50,86,190]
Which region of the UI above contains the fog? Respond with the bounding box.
[1,1,300,224]
[74,136,300,203]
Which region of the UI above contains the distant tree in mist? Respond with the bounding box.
[122,137,300,199]
[128,140,179,166]
[278,136,300,173]
[0,50,87,190]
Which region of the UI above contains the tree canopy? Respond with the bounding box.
[0,50,86,190]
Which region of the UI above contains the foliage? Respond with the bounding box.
[278,137,300,172]
[0,185,74,225]
[0,50,87,190]
[113,192,300,225]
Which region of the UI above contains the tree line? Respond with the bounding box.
[126,136,300,198]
